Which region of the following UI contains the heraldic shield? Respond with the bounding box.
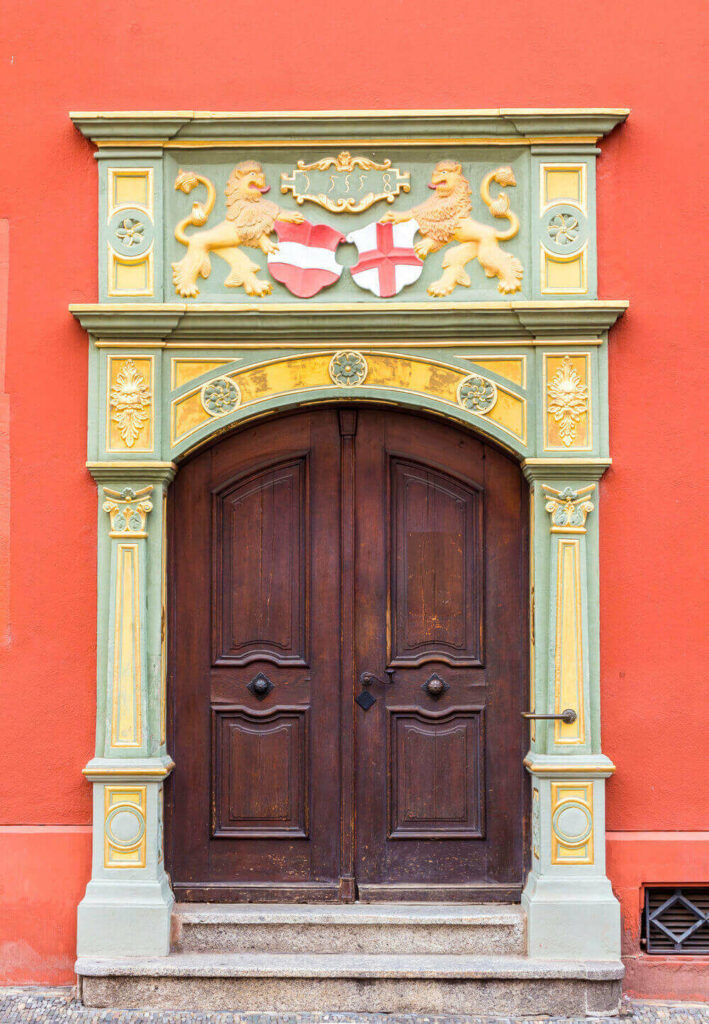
[347,219,423,298]
[268,219,346,298]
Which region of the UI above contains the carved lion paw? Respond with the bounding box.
[171,263,200,298]
[427,278,455,297]
[245,278,273,297]
[259,237,279,255]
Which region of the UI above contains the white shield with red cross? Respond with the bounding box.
[346,220,423,298]
[268,219,346,298]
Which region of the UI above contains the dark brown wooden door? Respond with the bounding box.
[167,406,528,902]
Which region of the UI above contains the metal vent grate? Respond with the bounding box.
[644,887,709,954]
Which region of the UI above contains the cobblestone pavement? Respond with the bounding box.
[0,989,707,1024]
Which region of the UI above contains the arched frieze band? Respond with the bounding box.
[169,350,527,457]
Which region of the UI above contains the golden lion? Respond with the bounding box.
[172,161,303,298]
[381,161,523,296]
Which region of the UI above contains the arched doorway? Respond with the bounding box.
[166,404,529,902]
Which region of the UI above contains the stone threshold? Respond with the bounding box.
[174,903,526,925]
[76,952,624,980]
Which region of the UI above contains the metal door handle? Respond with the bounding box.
[522,709,577,724]
[360,669,395,688]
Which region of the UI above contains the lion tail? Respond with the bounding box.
[173,171,217,247]
[481,166,520,242]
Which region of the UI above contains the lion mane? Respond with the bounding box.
[410,161,473,246]
[224,161,281,248]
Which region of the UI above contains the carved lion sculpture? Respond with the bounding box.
[172,161,304,298]
[381,161,523,296]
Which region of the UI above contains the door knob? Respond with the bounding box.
[422,672,449,698]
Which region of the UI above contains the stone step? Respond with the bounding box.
[76,951,624,1015]
[172,902,527,955]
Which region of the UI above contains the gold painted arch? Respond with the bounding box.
[169,349,528,459]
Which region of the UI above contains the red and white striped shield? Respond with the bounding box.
[268,219,345,298]
[347,220,423,298]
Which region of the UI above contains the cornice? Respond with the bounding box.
[524,753,616,778]
[522,458,613,482]
[83,756,175,780]
[69,301,628,343]
[87,461,177,484]
[70,108,630,146]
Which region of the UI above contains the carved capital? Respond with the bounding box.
[543,483,595,533]
[103,485,154,538]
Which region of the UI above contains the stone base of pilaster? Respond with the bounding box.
[523,872,621,960]
[78,756,175,958]
[78,876,174,957]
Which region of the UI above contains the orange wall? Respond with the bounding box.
[0,0,706,992]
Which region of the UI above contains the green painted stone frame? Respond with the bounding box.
[71,109,628,962]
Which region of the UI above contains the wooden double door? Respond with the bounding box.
[166,405,528,902]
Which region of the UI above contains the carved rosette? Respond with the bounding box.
[201,376,241,417]
[457,374,498,415]
[543,484,595,533]
[110,359,151,448]
[103,486,154,538]
[547,355,589,447]
[329,351,368,387]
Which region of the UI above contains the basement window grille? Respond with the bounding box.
[644,887,709,955]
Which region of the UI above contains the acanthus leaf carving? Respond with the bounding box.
[547,355,589,447]
[110,359,151,449]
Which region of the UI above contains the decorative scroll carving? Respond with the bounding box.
[547,355,589,447]
[103,486,154,538]
[110,359,151,448]
[171,164,304,298]
[280,152,410,214]
[381,162,523,296]
[543,484,595,533]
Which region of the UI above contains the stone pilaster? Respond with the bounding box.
[77,463,176,957]
[521,460,620,959]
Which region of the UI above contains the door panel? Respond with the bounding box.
[167,405,528,902]
[353,409,528,900]
[390,458,482,666]
[167,411,342,901]
[388,706,484,838]
[211,705,309,838]
[213,459,308,666]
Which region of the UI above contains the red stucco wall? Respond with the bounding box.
[0,0,707,993]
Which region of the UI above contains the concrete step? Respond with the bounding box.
[76,951,624,1015]
[172,902,527,955]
